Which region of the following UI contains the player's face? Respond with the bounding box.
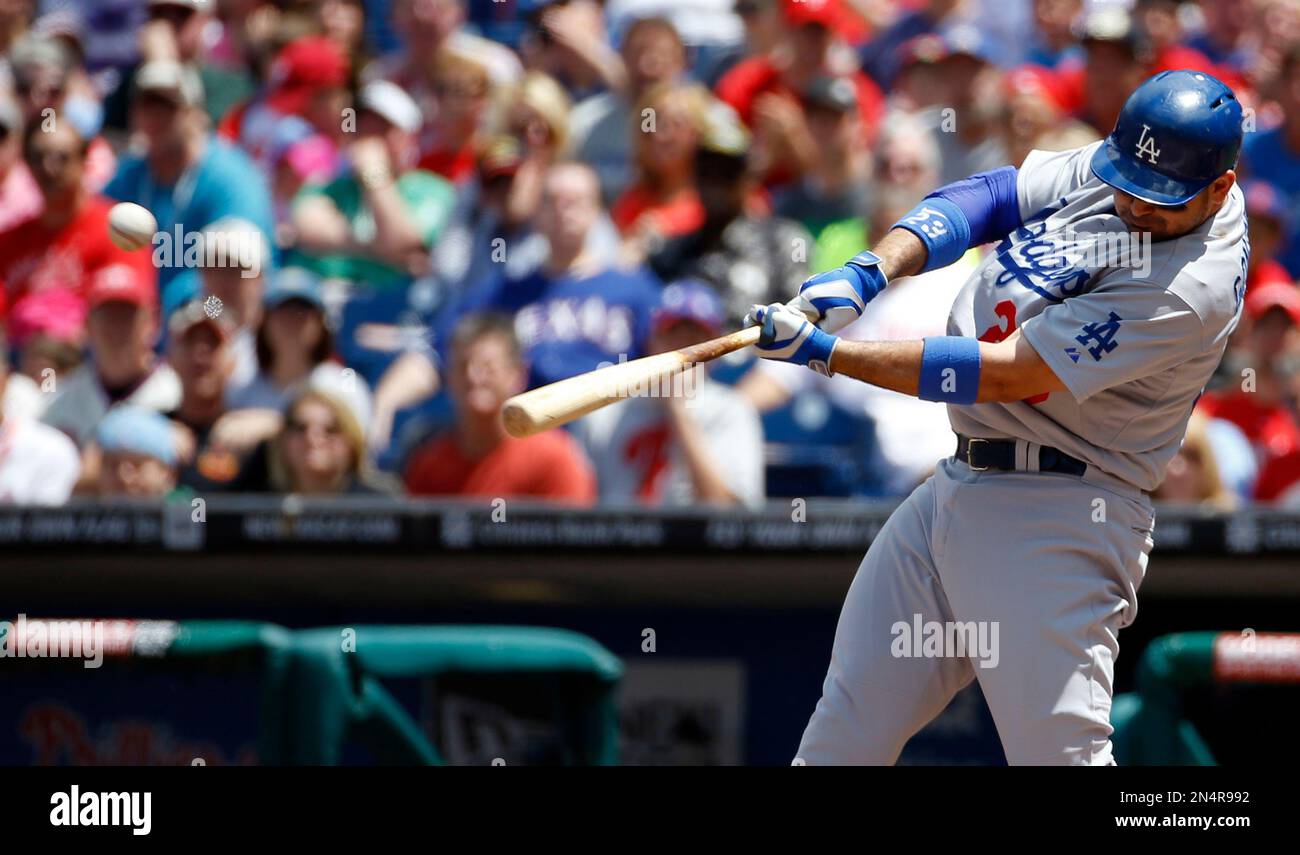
[1112,171,1236,241]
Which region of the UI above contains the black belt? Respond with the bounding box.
[955,435,1087,477]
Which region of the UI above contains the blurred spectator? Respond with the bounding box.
[164,297,243,490]
[0,328,79,505]
[873,111,942,208]
[42,263,180,453]
[9,34,114,183]
[731,0,783,62]
[493,70,572,231]
[217,35,351,174]
[0,93,42,233]
[573,281,763,507]
[1132,0,1218,76]
[1026,0,1082,68]
[224,266,367,417]
[318,0,369,67]
[716,0,883,184]
[18,17,108,145]
[263,382,391,495]
[918,24,1007,186]
[418,49,492,182]
[269,122,340,235]
[289,79,456,289]
[102,0,256,131]
[771,74,872,271]
[1241,180,1294,291]
[1073,4,1152,136]
[570,16,687,206]
[0,120,154,328]
[61,0,146,78]
[1241,43,1300,278]
[197,217,271,396]
[4,288,85,412]
[604,0,747,77]
[611,81,708,249]
[858,0,962,89]
[370,0,522,104]
[646,101,811,325]
[1152,411,1238,510]
[1198,282,1300,502]
[1186,0,1252,72]
[104,59,274,313]
[518,0,626,100]
[94,405,178,498]
[428,134,546,300]
[403,312,596,502]
[437,161,661,389]
[999,63,1093,168]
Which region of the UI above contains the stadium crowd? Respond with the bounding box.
[0,0,1299,509]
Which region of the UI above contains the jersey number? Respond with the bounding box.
[979,300,1049,405]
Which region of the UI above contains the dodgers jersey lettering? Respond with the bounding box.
[945,141,1248,492]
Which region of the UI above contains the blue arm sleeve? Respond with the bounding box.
[893,166,1022,272]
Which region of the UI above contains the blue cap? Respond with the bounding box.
[96,406,177,466]
[1090,70,1243,206]
[264,266,325,311]
[654,280,725,334]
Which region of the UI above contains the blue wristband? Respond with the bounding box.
[893,198,971,272]
[918,336,981,404]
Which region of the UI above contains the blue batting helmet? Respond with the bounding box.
[1090,70,1243,206]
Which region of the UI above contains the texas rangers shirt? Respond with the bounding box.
[945,141,1248,493]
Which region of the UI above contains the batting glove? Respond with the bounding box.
[747,303,839,377]
[786,250,887,334]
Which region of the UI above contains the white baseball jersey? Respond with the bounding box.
[945,140,1248,493]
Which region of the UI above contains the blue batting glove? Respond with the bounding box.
[787,250,887,334]
[747,303,839,377]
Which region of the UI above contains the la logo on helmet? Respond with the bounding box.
[1135,124,1161,165]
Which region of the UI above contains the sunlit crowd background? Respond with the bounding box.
[0,0,1297,510]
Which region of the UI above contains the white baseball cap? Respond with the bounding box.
[135,60,205,107]
[357,80,423,134]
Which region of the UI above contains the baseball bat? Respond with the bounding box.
[501,325,762,438]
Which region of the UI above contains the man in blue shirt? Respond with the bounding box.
[1241,45,1300,277]
[104,60,274,314]
[439,161,661,389]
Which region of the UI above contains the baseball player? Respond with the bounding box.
[748,70,1248,765]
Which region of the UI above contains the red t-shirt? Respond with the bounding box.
[418,143,478,183]
[610,185,705,238]
[0,195,157,315]
[1197,391,1300,460]
[1254,449,1300,502]
[403,429,597,504]
[715,57,885,143]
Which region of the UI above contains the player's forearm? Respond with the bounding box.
[870,227,929,282]
[826,334,1064,404]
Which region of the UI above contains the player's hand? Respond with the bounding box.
[746,303,839,376]
[786,250,887,334]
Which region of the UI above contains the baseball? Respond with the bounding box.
[107,202,158,252]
